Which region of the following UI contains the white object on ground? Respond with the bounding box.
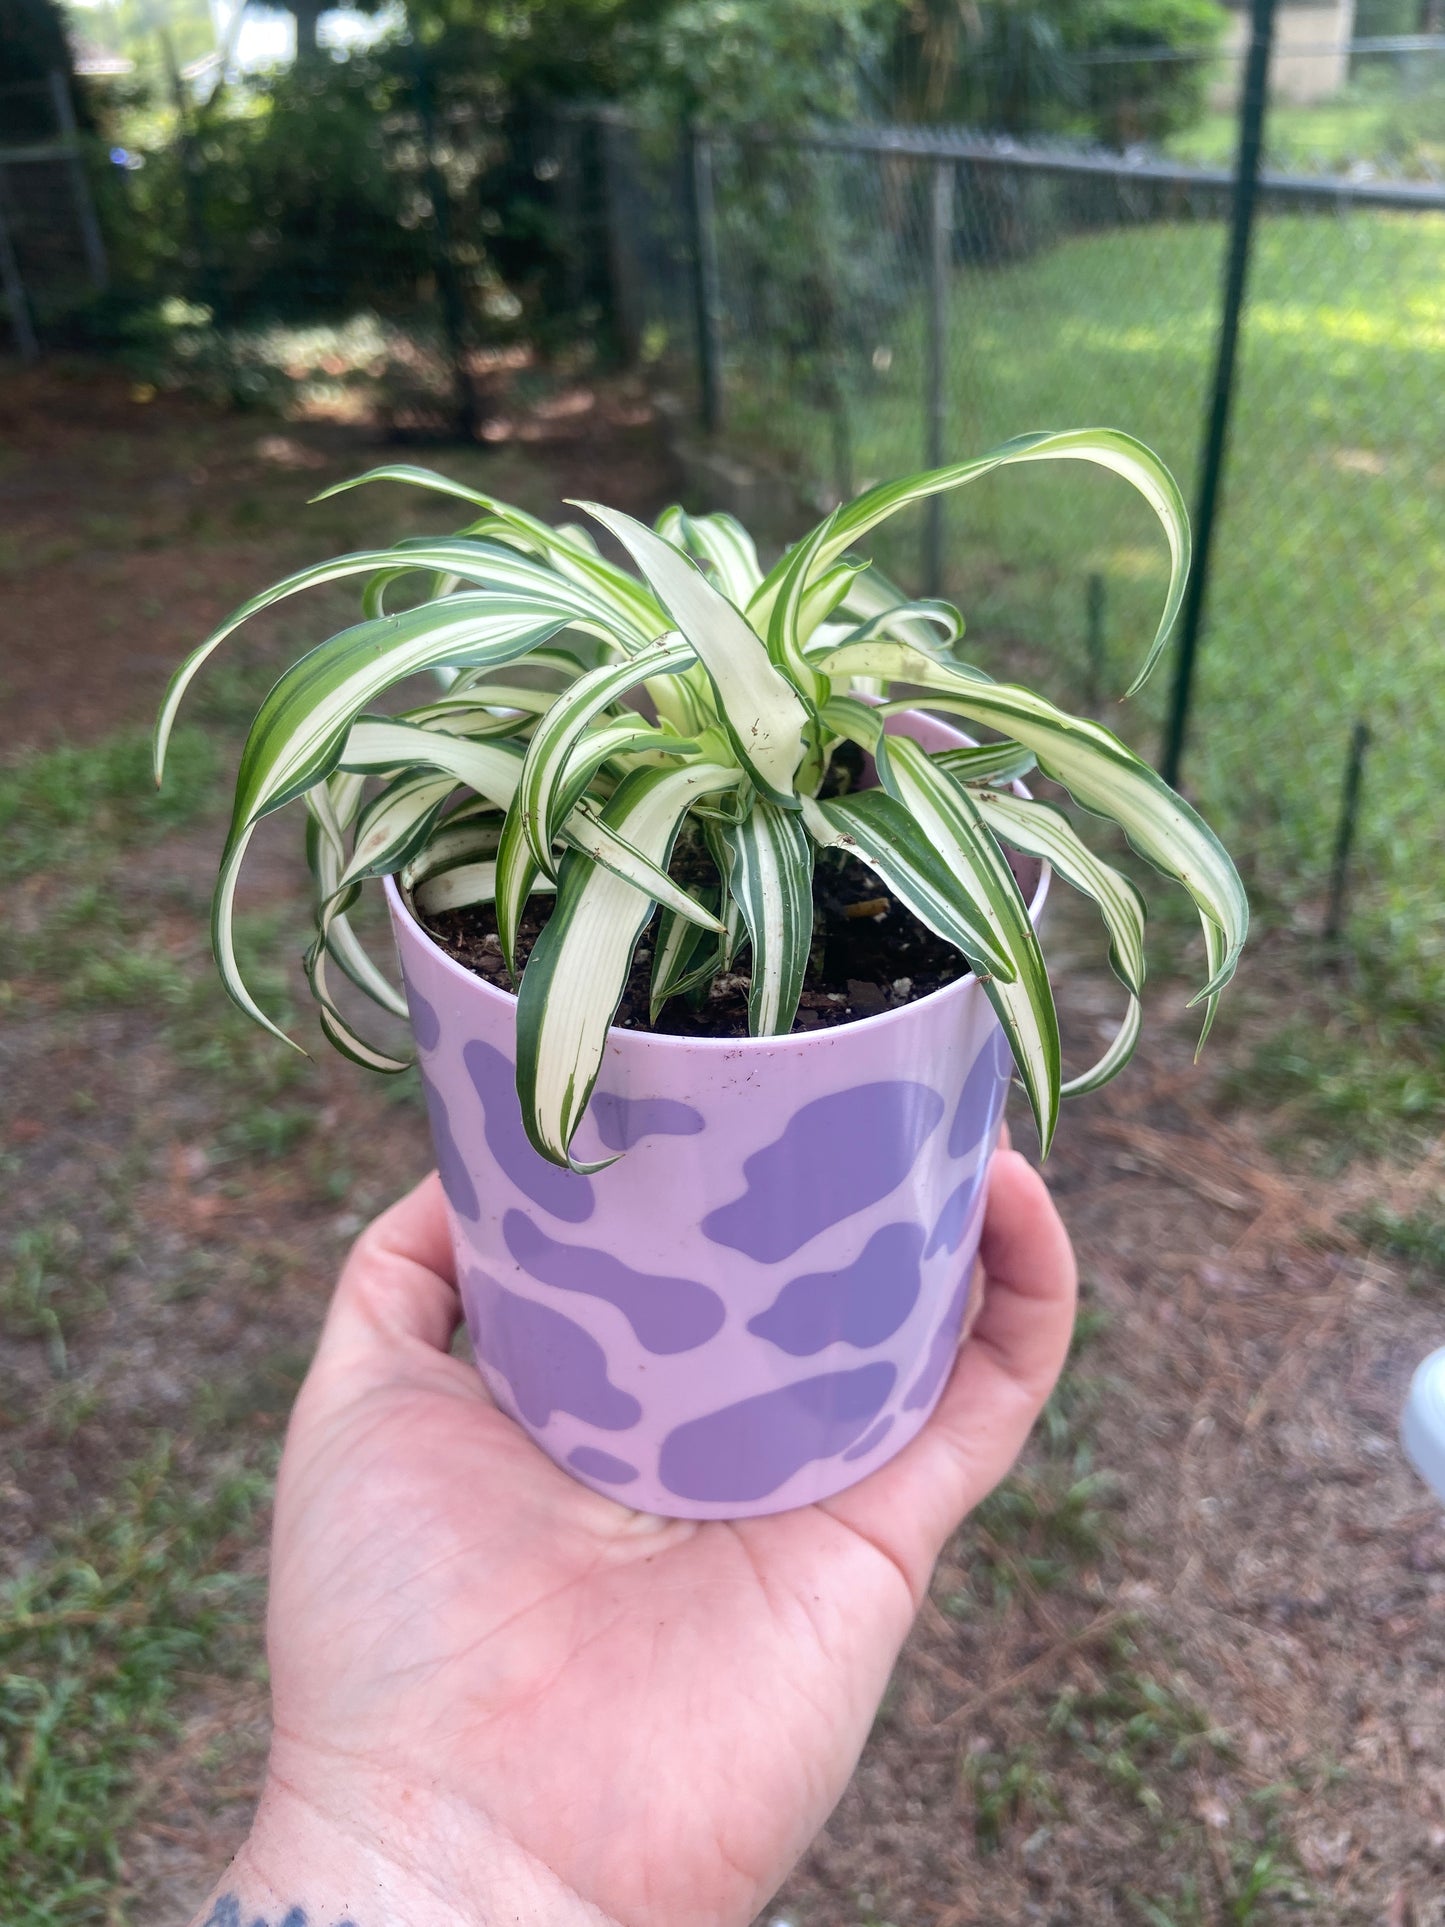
[1401,1346,1445,1502]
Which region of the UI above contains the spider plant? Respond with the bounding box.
[154,428,1247,1170]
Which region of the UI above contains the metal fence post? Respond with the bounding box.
[688,126,724,435]
[923,158,952,596]
[408,34,479,440]
[47,69,107,290]
[1161,0,1278,787]
[0,164,38,362]
[600,116,642,365]
[1323,720,1370,942]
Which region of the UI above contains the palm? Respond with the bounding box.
[264,1163,1074,1927]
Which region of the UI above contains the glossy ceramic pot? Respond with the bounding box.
[384,712,1046,1519]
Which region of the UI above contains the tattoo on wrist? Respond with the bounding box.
[204,1897,356,1927]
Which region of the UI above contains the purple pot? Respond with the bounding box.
[384,712,1047,1518]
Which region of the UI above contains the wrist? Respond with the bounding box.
[193,1744,617,1927]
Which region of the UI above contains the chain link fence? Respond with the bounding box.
[558,59,1445,1004]
[4,28,1442,999]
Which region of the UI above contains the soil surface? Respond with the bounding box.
[423,844,971,1037]
[4,365,1445,1927]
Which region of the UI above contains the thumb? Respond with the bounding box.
[315,1172,463,1369]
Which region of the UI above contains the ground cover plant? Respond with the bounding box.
[724,210,1445,1023]
[156,431,1245,1167]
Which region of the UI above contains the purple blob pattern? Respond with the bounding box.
[464,1039,595,1224]
[902,1271,972,1413]
[464,1267,641,1431]
[947,1031,1009,1159]
[419,1070,479,1223]
[591,1091,704,1152]
[503,1209,725,1355]
[925,1173,985,1259]
[841,1416,896,1463]
[567,1445,640,1486]
[701,1081,944,1263]
[747,1221,925,1356]
[414,984,999,1503]
[658,1363,896,1502]
[407,982,441,1053]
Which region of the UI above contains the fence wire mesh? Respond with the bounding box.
[562,94,1444,1001]
[4,35,1442,997]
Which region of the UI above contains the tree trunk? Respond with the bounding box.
[292,0,323,61]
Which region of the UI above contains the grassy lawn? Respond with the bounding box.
[725,208,1445,1019]
[1167,72,1445,179]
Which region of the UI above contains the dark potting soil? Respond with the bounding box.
[420,846,971,1040]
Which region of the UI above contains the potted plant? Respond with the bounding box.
[156,428,1246,1519]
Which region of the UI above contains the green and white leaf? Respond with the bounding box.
[314,464,665,638]
[879,738,1061,1151]
[814,788,1016,984]
[756,429,1189,696]
[721,798,815,1036]
[303,780,409,1018]
[576,502,808,806]
[933,740,1037,787]
[974,786,1147,1096]
[648,884,723,1022]
[673,508,764,604]
[340,770,457,887]
[514,762,740,1167]
[516,634,695,869]
[400,806,502,895]
[872,677,1246,998]
[560,796,728,934]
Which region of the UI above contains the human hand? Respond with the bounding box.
[196,1146,1076,1927]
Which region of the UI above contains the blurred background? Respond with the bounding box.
[2,0,1444,1920]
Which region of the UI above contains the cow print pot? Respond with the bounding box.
[383,713,1047,1518]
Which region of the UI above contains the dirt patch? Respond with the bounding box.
[0,360,682,749]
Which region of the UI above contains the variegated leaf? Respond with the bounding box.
[515,762,740,1166]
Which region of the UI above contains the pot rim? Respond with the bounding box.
[384,710,1052,1058]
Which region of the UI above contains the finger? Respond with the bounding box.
[316,1171,463,1365]
[822,1150,1076,1599]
